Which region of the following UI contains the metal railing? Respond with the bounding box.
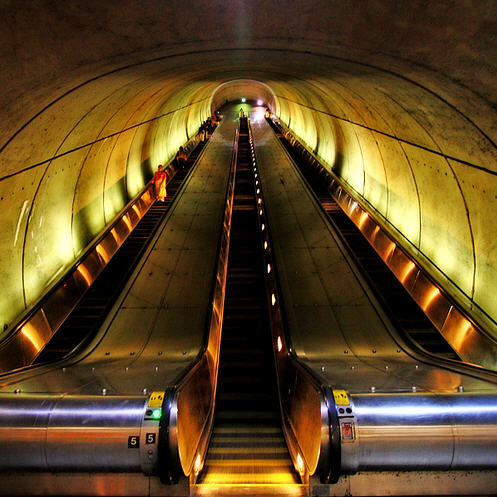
[159,126,239,485]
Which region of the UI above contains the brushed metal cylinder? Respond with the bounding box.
[0,394,148,472]
[348,394,497,471]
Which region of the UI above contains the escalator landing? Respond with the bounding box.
[195,483,306,497]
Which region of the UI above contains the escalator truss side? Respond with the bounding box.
[0,133,205,374]
[266,117,497,372]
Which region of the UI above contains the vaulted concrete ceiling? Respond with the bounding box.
[1,0,496,338]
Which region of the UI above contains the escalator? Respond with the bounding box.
[249,113,497,496]
[2,107,497,497]
[34,141,207,364]
[318,199,458,359]
[267,118,459,361]
[196,118,302,494]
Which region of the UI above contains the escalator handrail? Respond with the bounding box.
[161,125,239,483]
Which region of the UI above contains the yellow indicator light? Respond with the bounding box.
[400,261,416,284]
[261,222,265,229]
[358,211,369,229]
[258,198,262,204]
[267,264,271,274]
[96,243,110,263]
[296,453,304,474]
[451,314,475,350]
[277,336,283,352]
[385,241,396,261]
[20,323,44,354]
[194,454,202,474]
[264,241,268,250]
[76,264,92,287]
[122,213,132,232]
[257,189,260,194]
[422,286,440,312]
[271,294,276,306]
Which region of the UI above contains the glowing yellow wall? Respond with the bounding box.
[271,69,496,335]
[0,42,495,344]
[0,69,212,335]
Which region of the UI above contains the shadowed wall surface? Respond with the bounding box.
[0,0,496,337]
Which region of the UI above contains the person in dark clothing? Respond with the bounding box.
[175,146,187,169]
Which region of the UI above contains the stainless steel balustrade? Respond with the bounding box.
[336,392,497,473]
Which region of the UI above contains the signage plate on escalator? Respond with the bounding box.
[148,391,165,408]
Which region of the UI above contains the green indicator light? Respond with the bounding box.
[152,408,162,420]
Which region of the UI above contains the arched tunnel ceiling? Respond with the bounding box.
[0,1,496,338]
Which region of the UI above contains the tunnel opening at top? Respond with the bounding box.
[210,78,277,115]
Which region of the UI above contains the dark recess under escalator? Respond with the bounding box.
[35,142,206,364]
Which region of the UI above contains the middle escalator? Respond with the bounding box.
[196,117,301,492]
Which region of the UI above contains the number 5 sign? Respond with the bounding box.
[128,435,140,448]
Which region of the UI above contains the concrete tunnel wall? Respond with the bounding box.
[0,73,217,334]
[0,1,496,341]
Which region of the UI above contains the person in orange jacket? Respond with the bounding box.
[153,164,167,201]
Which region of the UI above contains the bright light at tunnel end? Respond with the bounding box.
[241,97,246,103]
[257,99,263,105]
